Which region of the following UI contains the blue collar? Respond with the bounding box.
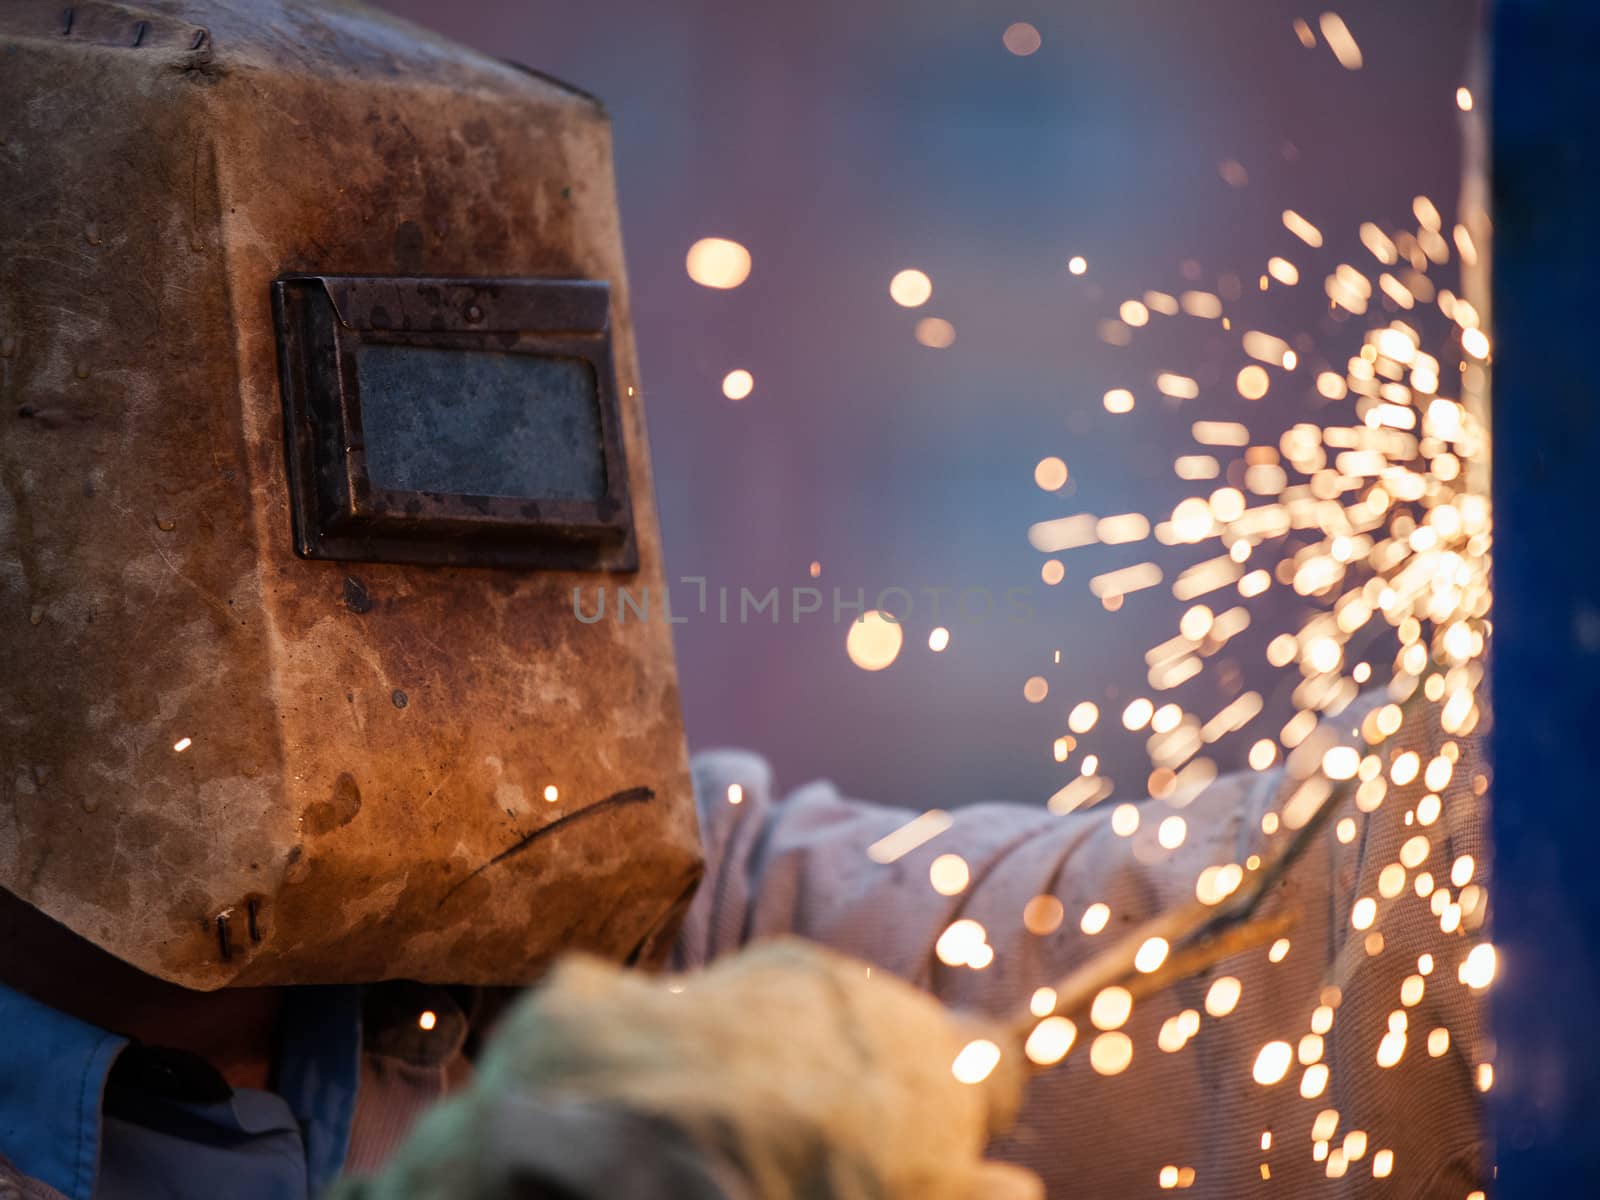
[0,984,127,1200]
[0,983,362,1200]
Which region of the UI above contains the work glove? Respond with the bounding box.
[335,937,1039,1200]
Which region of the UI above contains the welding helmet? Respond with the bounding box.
[0,0,701,989]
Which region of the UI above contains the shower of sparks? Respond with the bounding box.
[770,11,1499,1177]
[984,58,1489,1180]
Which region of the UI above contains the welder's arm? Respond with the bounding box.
[331,938,1040,1200]
[676,698,1488,1197]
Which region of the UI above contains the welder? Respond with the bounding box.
[0,3,1484,1197]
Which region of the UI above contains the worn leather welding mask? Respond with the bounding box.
[0,0,701,990]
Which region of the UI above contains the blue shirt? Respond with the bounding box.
[0,984,362,1200]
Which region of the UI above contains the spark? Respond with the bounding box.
[1023,895,1066,934]
[1157,815,1187,849]
[1029,514,1098,552]
[1135,937,1170,972]
[866,809,953,863]
[1237,365,1270,400]
[1282,209,1324,247]
[1191,420,1250,446]
[951,1038,1002,1083]
[1034,457,1069,490]
[889,268,932,307]
[1097,513,1150,543]
[1156,372,1200,400]
[1253,1041,1294,1085]
[1175,454,1219,479]
[1459,943,1496,990]
[1048,774,1112,814]
[1002,22,1042,57]
[684,237,751,288]
[1312,1110,1341,1146]
[1080,902,1111,935]
[1089,1031,1133,1076]
[1090,562,1162,598]
[845,610,903,671]
[929,853,970,895]
[1158,1013,1195,1052]
[1318,12,1363,70]
[915,317,956,348]
[1091,985,1134,1030]
[935,919,988,967]
[1205,975,1242,1017]
[1025,1016,1077,1065]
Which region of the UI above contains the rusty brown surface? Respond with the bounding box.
[0,0,701,989]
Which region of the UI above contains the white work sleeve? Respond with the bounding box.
[673,707,1487,1199]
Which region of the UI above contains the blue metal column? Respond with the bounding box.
[1491,0,1600,1188]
